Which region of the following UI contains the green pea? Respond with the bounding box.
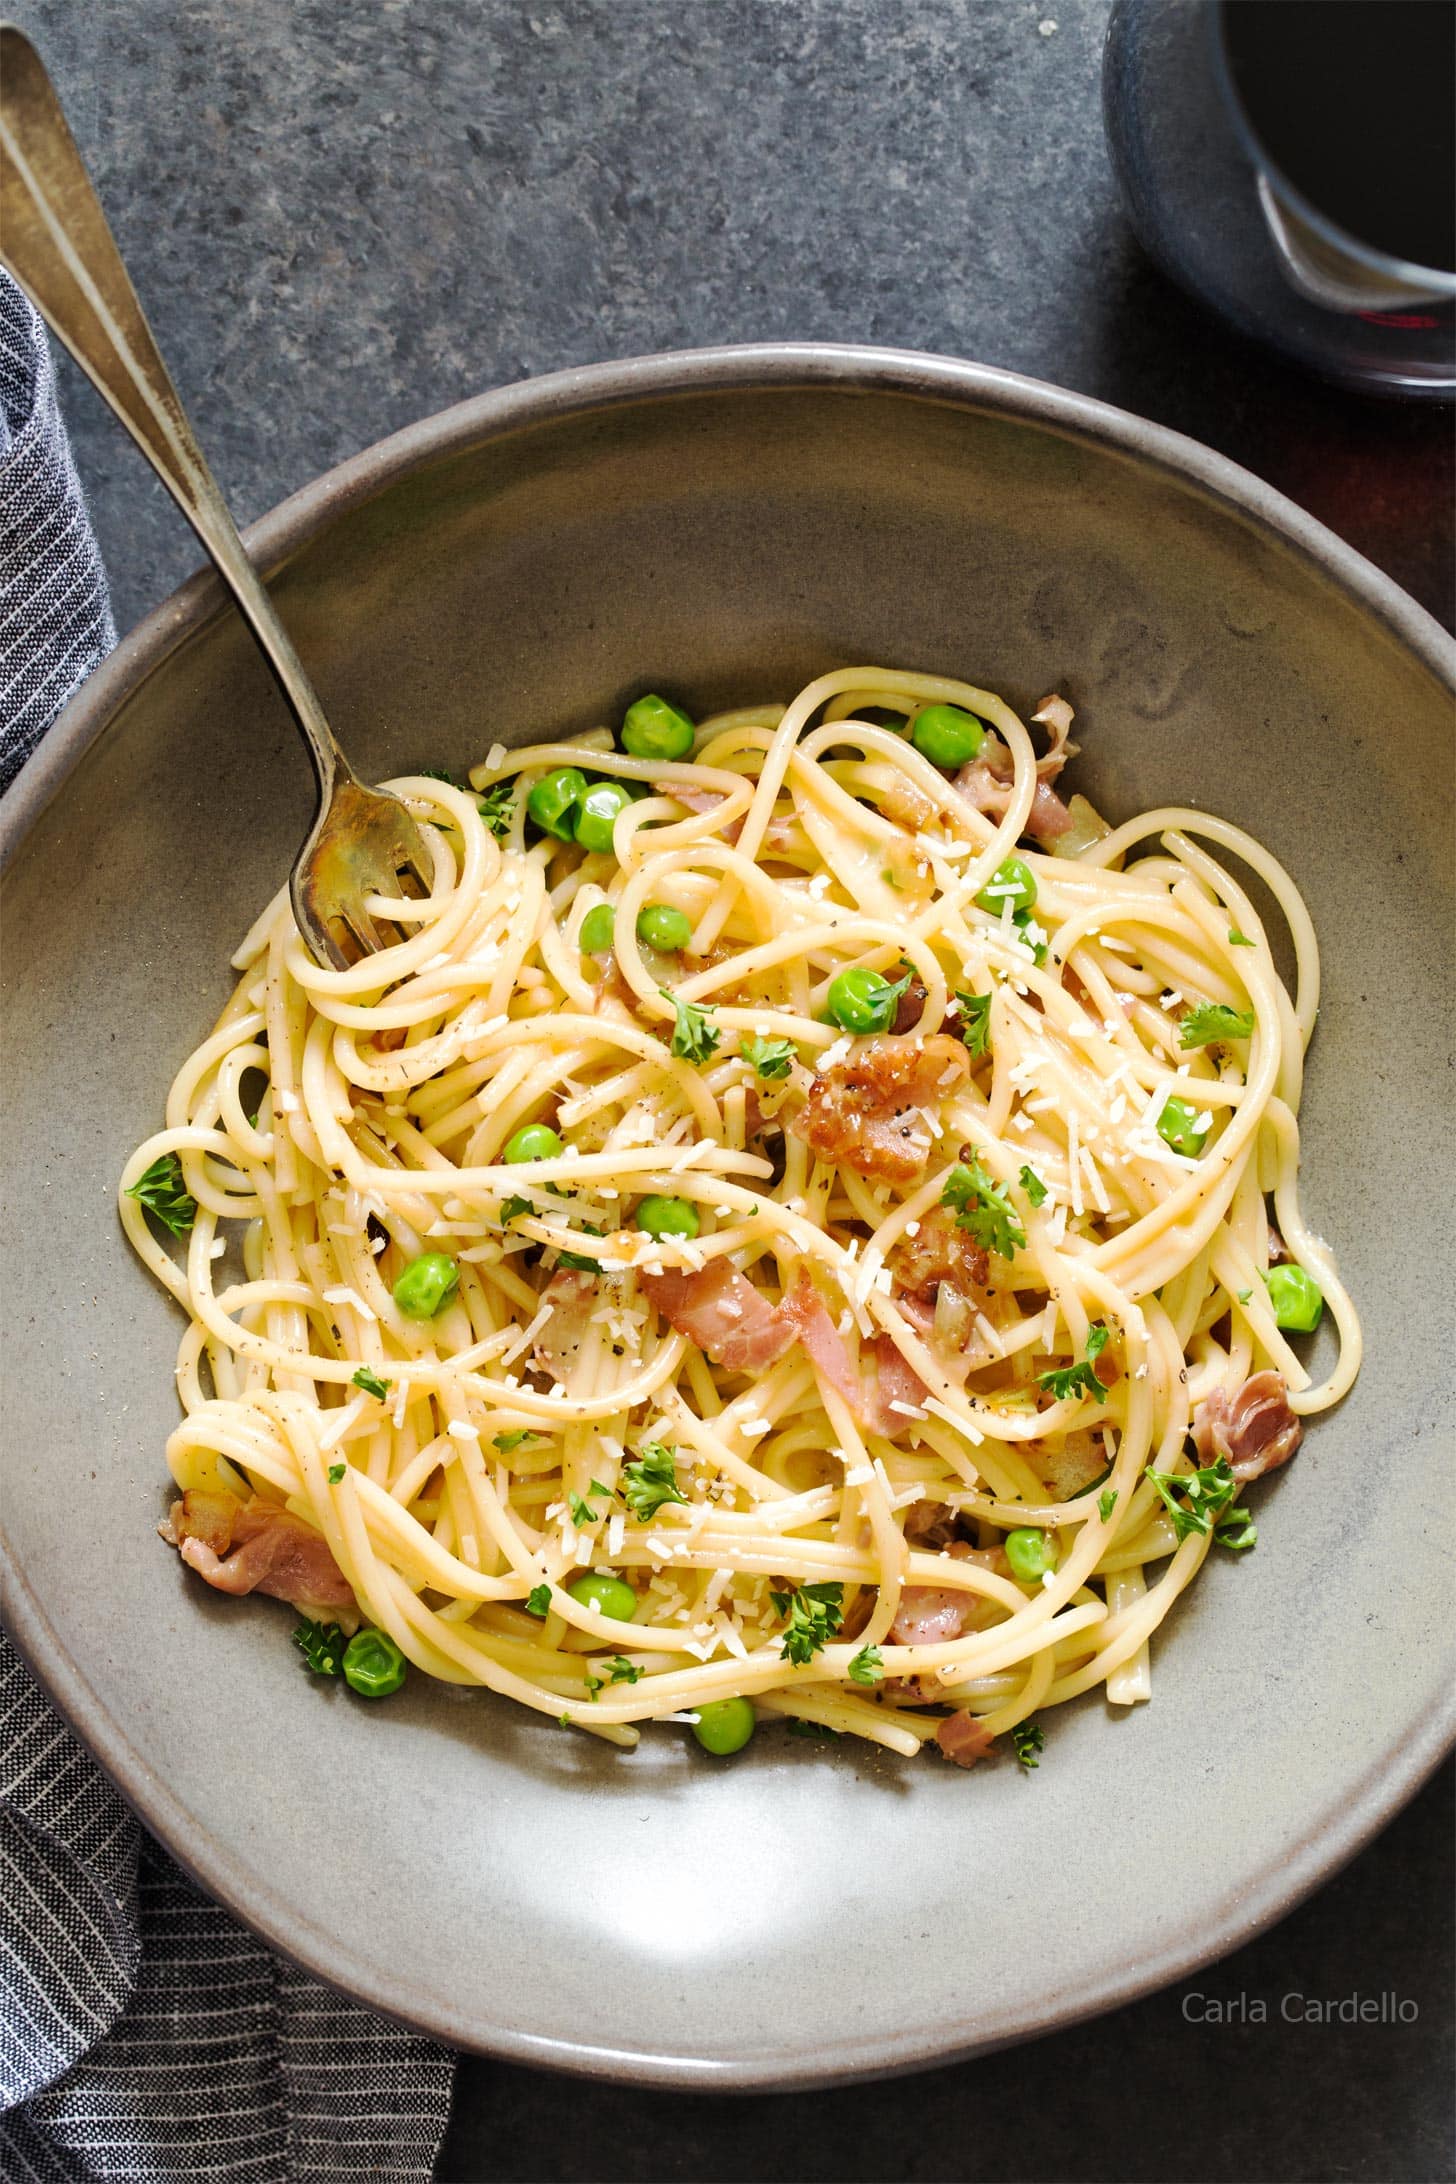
[579,903,616,954]
[342,1627,408,1697]
[566,1571,639,1623]
[392,1251,459,1320]
[1264,1264,1324,1332]
[621,692,695,761]
[911,703,986,769]
[1005,1528,1057,1582]
[504,1122,564,1165]
[526,766,588,841]
[636,902,693,953]
[827,965,903,1034]
[1156,1097,1208,1159]
[975,856,1037,916]
[692,1696,757,1755]
[636,1194,700,1239]
[575,780,638,854]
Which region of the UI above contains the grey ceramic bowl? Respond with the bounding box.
[2,346,1453,2088]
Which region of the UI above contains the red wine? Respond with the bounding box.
[1220,0,1455,275]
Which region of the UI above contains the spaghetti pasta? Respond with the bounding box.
[120,667,1359,1763]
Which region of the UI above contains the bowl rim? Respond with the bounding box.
[2,341,1453,2088]
[4,339,1452,864]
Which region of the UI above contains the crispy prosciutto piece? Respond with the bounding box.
[935,1711,997,1768]
[641,1258,799,1373]
[891,975,941,1036]
[1192,1370,1302,1483]
[885,1206,991,1364]
[790,1034,970,1186]
[161,1488,353,1611]
[890,1207,989,1301]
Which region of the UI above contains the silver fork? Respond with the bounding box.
[0,25,431,969]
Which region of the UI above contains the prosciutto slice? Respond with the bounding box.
[954,744,1073,845]
[1192,1370,1302,1483]
[642,1261,931,1439]
[162,1488,353,1611]
[651,780,796,850]
[935,1711,997,1768]
[641,1258,799,1373]
[888,1542,1009,1644]
[952,698,1079,847]
[778,1273,931,1440]
[864,1333,932,1435]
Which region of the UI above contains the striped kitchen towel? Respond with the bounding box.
[0,269,456,2182]
[0,272,114,788]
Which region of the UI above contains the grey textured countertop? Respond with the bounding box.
[15,2,1452,2179]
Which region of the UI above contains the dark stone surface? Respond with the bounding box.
[12,1,1451,2177]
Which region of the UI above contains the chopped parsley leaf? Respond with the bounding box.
[848,1643,884,1685]
[493,1429,535,1451]
[786,1718,841,1740]
[1144,1454,1238,1542]
[741,1033,796,1080]
[417,766,463,786]
[351,1367,391,1400]
[770,1582,845,1666]
[327,1463,346,1485]
[1215,1506,1258,1553]
[1019,1163,1048,1208]
[1098,1487,1118,1521]
[525,1584,553,1617]
[605,1655,643,1684]
[500,1194,534,1224]
[621,1442,688,1521]
[1228,928,1255,947]
[478,781,517,838]
[584,1675,603,1701]
[1013,908,1048,965]
[940,1156,1026,1259]
[1038,1322,1111,1402]
[1180,1001,1255,1049]
[954,987,993,1062]
[1236,1288,1252,1305]
[556,1222,603,1273]
[125,1153,196,1236]
[661,987,721,1063]
[567,1481,612,1529]
[292,1618,346,1675]
[1011,1720,1045,1770]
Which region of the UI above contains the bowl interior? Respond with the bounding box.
[3,366,1452,2083]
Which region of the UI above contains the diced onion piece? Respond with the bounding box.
[1050,794,1112,859]
[932,1283,975,1352]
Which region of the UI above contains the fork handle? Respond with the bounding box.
[0,24,346,804]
